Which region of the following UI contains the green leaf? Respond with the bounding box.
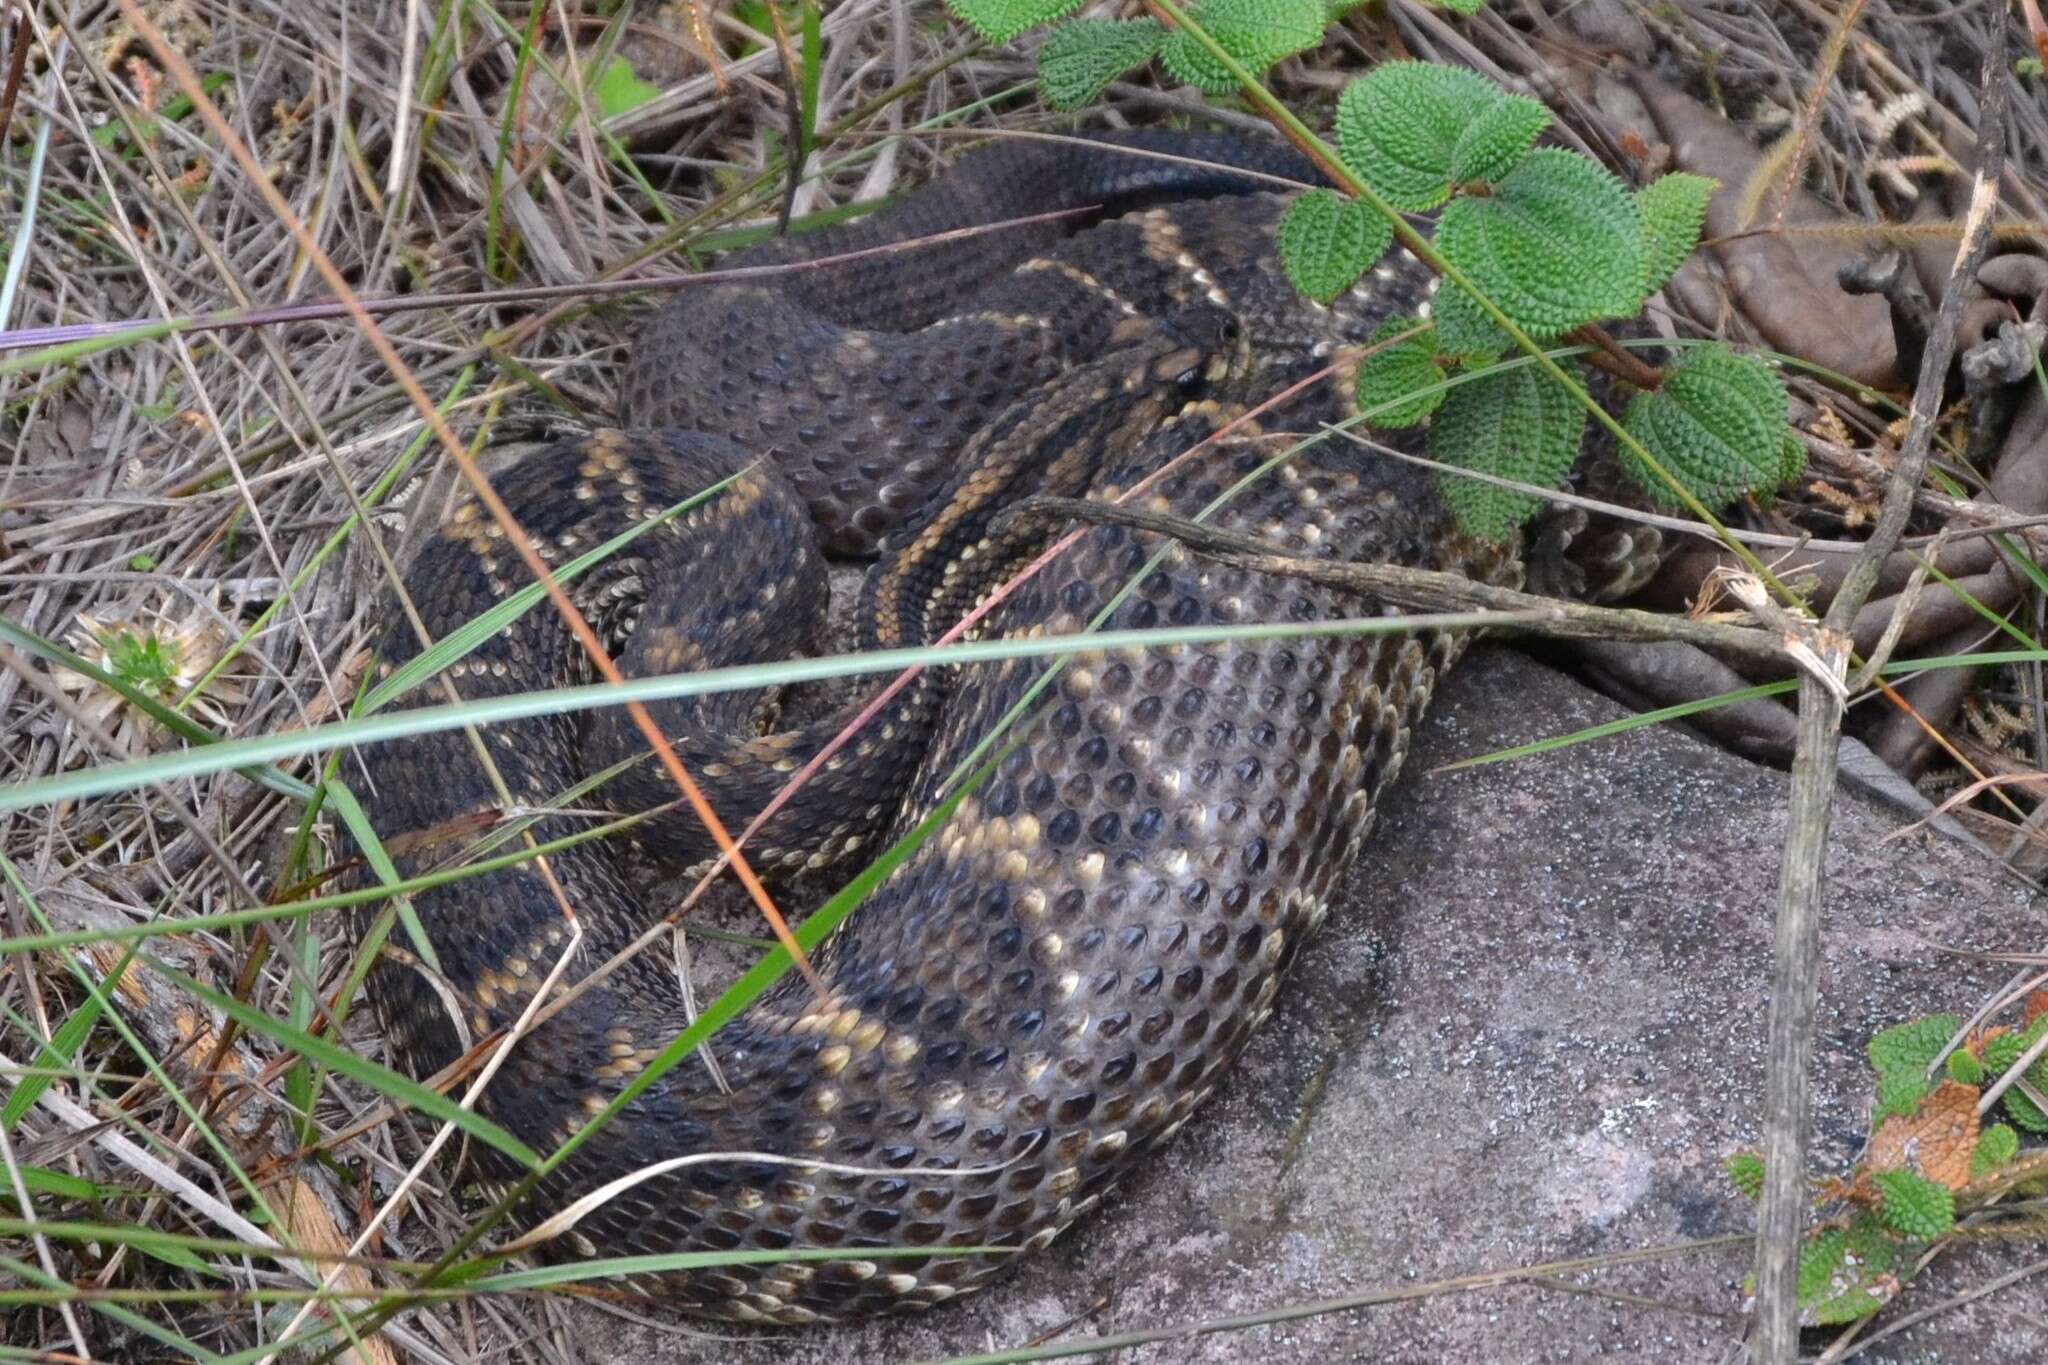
[1429,277,1512,359]
[1446,92,1551,186]
[1875,1069,1931,1122]
[947,0,1086,44]
[1038,18,1166,110]
[1429,359,1587,542]
[1798,1217,1900,1324]
[1618,344,1788,509]
[1844,1212,1903,1273]
[1355,315,1447,427]
[1432,0,1486,12]
[1276,189,1391,303]
[590,58,659,121]
[1433,149,1645,336]
[1809,1283,1891,1327]
[1980,1016,2048,1132]
[1972,1122,2020,1178]
[1803,1214,1900,1324]
[1797,1227,1848,1306]
[1980,1016,2048,1074]
[1873,1169,1954,1240]
[1946,1048,1986,1085]
[1160,0,1326,95]
[1873,1015,1964,1080]
[1724,1150,1765,1201]
[1779,431,1807,487]
[2006,1084,2048,1133]
[1637,172,1717,295]
[1336,61,1503,212]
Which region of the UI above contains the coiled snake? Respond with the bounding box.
[354,132,1531,1323]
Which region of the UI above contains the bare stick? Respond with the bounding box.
[1010,496,1800,665]
[1748,17,2008,1363]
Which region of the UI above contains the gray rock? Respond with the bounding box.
[570,649,2043,1363]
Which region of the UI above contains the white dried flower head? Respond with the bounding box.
[62,589,248,751]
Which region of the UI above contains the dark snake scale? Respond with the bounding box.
[354,132,1539,1323]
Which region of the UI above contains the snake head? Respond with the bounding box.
[1151,301,1245,401]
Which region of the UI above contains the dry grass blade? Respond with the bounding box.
[1741,0,1870,231]
[1,3,989,1354]
[9,2,2044,1359]
[135,0,828,1008]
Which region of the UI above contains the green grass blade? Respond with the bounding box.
[154,964,541,1170]
[2,963,119,1130]
[0,611,1552,814]
[0,1254,225,1363]
[357,469,747,715]
[1429,680,1797,773]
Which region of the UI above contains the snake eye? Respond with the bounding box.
[1175,365,1208,397]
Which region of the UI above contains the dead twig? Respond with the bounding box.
[1749,16,2009,1363]
[1009,495,1800,666]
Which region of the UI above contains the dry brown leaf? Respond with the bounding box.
[1866,1079,1981,1190]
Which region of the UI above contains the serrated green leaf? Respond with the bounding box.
[1809,1280,1891,1326]
[1980,1016,2048,1074]
[1797,1228,1848,1305]
[1946,1048,1986,1085]
[1972,1122,2020,1177]
[1875,1019,1966,1080]
[1873,1169,1954,1239]
[590,58,660,122]
[1637,172,1717,295]
[1619,344,1788,509]
[1982,1019,2048,1132]
[1800,1215,1902,1325]
[1809,1230,1896,1323]
[1159,0,1326,94]
[947,0,1086,45]
[1446,92,1550,186]
[1843,1213,1901,1275]
[1875,1069,1931,1121]
[1038,18,1166,110]
[1779,431,1807,487]
[1355,315,1446,427]
[1430,359,1587,542]
[1276,189,1391,303]
[1429,277,1513,359]
[1434,149,1645,336]
[1724,1150,1765,1201]
[2006,1085,2048,1133]
[1335,61,1503,212]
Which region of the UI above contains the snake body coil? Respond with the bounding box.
[355,134,1516,1322]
